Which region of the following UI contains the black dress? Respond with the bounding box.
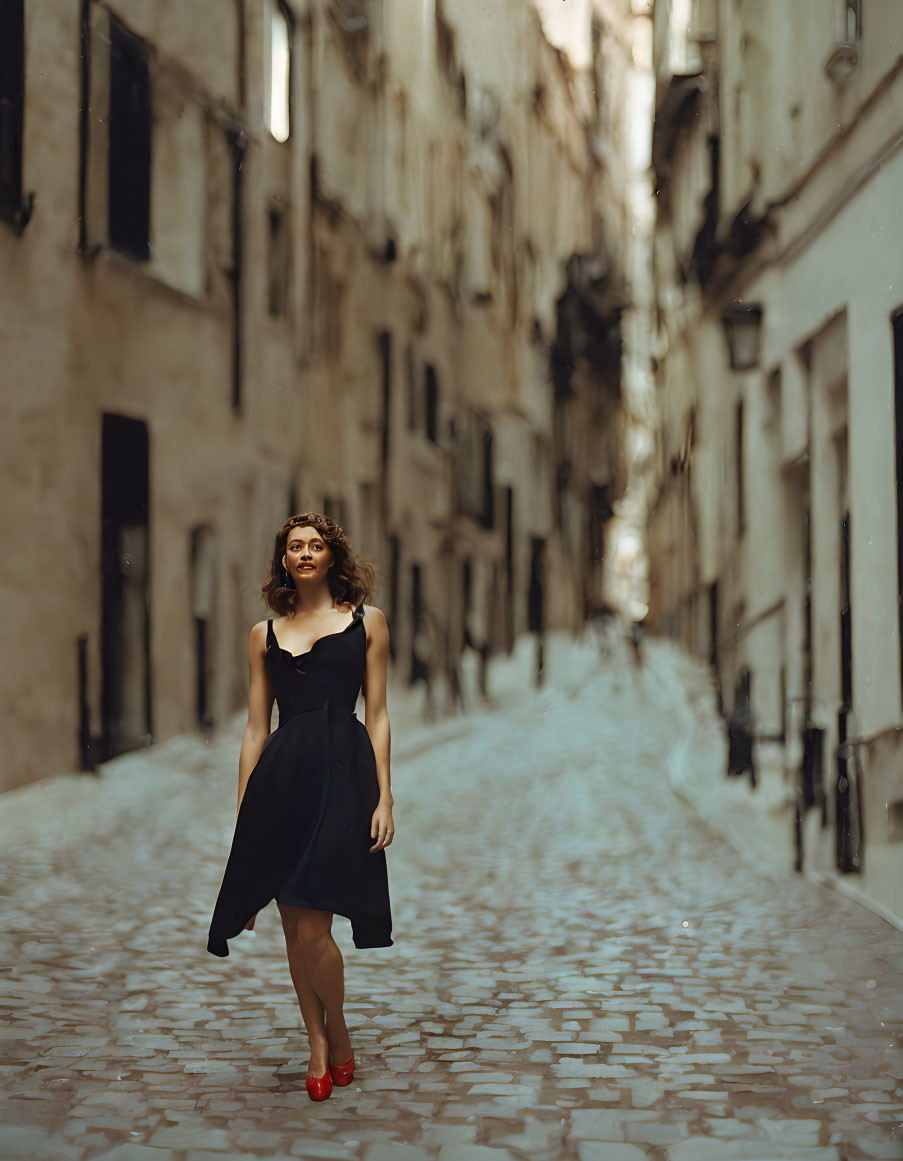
[207,603,393,956]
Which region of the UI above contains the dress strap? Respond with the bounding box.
[265,618,275,647]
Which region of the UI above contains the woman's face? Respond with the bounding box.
[282,525,335,586]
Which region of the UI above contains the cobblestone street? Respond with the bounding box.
[1,639,901,1161]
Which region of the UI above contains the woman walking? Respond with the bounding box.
[207,513,394,1102]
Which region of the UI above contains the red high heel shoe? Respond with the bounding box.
[328,1051,355,1086]
[306,1065,333,1102]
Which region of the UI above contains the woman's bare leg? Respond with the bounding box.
[276,902,328,1076]
[294,909,353,1068]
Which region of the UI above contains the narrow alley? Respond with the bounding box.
[1,633,899,1161]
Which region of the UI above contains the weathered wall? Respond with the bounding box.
[1,0,645,791]
[648,0,903,918]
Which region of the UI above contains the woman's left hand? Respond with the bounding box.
[370,801,395,852]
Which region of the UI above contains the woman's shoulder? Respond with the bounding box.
[247,618,271,659]
[357,604,388,638]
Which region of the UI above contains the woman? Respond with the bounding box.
[207,513,395,1102]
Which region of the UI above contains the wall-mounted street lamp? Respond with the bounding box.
[722,301,764,370]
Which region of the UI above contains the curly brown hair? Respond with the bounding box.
[261,512,376,616]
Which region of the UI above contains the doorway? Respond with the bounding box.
[190,524,216,729]
[101,413,151,757]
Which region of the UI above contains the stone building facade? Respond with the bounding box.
[647,0,903,920]
[1,0,645,792]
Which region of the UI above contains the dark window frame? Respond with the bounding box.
[481,424,494,530]
[379,329,392,480]
[424,364,439,443]
[0,0,32,232]
[108,13,152,261]
[229,129,246,413]
[736,398,745,539]
[892,309,903,710]
[267,202,289,316]
[406,346,417,431]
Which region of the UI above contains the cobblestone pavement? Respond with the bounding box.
[0,643,901,1161]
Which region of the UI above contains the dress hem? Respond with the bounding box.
[275,894,394,949]
[207,899,393,957]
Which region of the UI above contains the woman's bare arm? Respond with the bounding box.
[362,606,394,851]
[236,620,275,819]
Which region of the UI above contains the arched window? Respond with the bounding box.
[265,0,292,143]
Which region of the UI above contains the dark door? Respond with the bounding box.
[836,508,861,872]
[503,486,514,651]
[190,524,216,729]
[101,413,151,757]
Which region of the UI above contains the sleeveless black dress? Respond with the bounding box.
[207,603,393,956]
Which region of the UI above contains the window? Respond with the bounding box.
[230,131,245,413]
[528,537,544,633]
[826,0,860,82]
[424,365,439,443]
[387,532,399,660]
[379,330,392,471]
[481,426,494,530]
[410,563,426,685]
[82,9,204,292]
[766,367,781,436]
[461,558,473,645]
[839,0,861,43]
[893,310,903,708]
[101,413,151,758]
[0,0,25,222]
[265,0,292,143]
[108,15,151,260]
[736,399,745,538]
[588,483,610,566]
[406,346,417,431]
[267,204,288,316]
[709,581,721,710]
[839,507,852,714]
[190,525,216,730]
